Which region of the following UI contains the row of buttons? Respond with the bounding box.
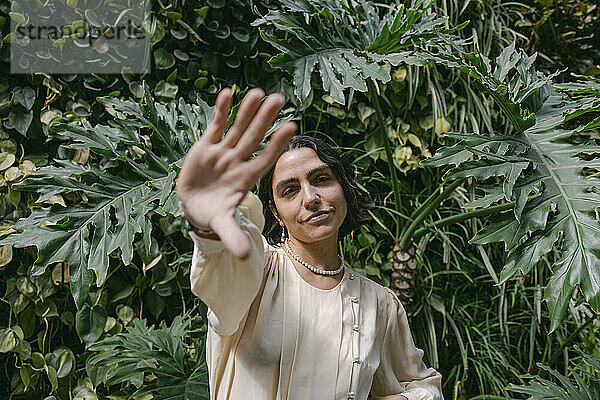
[348,272,359,399]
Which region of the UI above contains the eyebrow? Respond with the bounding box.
[275,164,332,193]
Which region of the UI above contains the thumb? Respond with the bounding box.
[211,213,252,260]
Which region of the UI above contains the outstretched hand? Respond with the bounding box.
[176,88,297,259]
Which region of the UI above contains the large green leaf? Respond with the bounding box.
[0,86,213,308]
[423,45,600,330]
[253,0,460,104]
[87,316,209,399]
[425,40,561,133]
[508,347,600,400]
[0,85,292,309]
[76,305,108,347]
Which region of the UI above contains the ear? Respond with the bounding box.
[268,200,280,223]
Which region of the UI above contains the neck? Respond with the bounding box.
[286,235,341,271]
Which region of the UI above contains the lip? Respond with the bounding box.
[304,210,332,222]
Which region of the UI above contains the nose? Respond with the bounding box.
[301,183,321,209]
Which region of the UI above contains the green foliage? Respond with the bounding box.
[6,87,36,137]
[508,347,600,399]
[340,224,393,285]
[1,87,212,309]
[426,40,560,133]
[424,44,600,330]
[0,84,216,398]
[0,0,277,143]
[253,0,462,105]
[0,258,89,398]
[87,316,209,399]
[512,0,600,76]
[1,0,599,399]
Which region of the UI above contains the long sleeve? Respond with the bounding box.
[189,192,269,336]
[371,289,443,400]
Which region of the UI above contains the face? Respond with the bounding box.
[270,147,348,244]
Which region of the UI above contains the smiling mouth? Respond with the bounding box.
[304,211,331,222]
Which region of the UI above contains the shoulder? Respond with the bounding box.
[350,270,404,314]
[350,270,396,298]
[263,238,282,260]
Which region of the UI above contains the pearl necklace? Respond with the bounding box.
[282,238,345,276]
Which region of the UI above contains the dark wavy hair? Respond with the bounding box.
[257,135,374,246]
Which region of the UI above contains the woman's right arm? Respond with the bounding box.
[176,87,296,335]
[189,191,268,336]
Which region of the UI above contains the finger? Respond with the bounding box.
[235,93,285,160]
[203,88,232,144]
[210,213,253,260]
[247,121,297,181]
[222,88,265,148]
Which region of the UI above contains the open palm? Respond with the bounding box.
[176,88,296,259]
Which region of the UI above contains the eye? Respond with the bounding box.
[282,186,297,196]
[315,174,330,183]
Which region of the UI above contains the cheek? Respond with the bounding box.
[274,200,296,226]
[332,187,348,220]
[338,200,348,222]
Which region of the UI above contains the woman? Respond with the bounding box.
[176,88,443,400]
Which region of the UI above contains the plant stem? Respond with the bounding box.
[399,178,465,249]
[473,81,525,133]
[546,317,594,368]
[411,200,517,242]
[368,79,403,238]
[468,396,513,400]
[405,180,444,226]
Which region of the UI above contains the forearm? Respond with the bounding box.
[190,234,264,335]
[189,195,267,335]
[371,395,408,400]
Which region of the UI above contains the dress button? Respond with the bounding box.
[349,273,355,280]
[352,324,360,331]
[350,296,359,303]
[353,355,360,363]
[347,392,356,399]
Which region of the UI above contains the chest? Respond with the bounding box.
[240,257,386,380]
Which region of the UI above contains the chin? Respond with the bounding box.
[296,227,340,244]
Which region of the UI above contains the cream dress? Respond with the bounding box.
[189,193,443,400]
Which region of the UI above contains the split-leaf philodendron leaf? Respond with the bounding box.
[423,44,600,330]
[87,316,209,399]
[0,87,205,308]
[0,85,290,309]
[253,0,465,105]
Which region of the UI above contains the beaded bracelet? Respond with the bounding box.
[178,200,215,235]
